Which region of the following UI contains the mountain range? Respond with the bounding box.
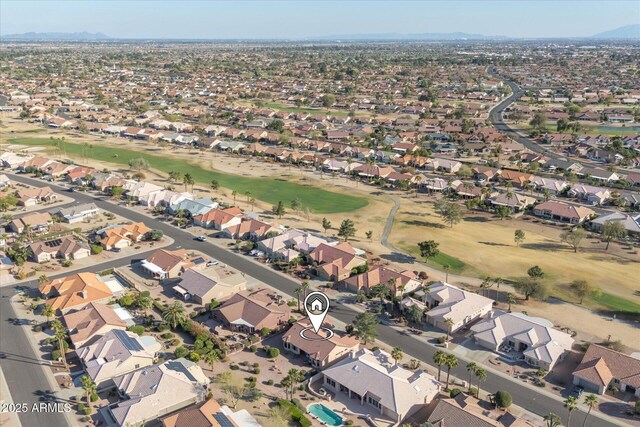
[1,24,638,41]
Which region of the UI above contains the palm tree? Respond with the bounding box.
[50,319,68,369]
[506,293,517,312]
[183,173,195,192]
[42,304,54,324]
[443,265,450,282]
[162,301,187,330]
[444,318,454,341]
[294,287,303,312]
[244,191,251,204]
[474,367,487,398]
[136,295,153,319]
[38,274,49,285]
[231,190,237,204]
[391,347,404,365]
[466,362,478,392]
[444,353,458,390]
[433,350,447,382]
[204,349,219,372]
[249,198,256,210]
[300,281,310,299]
[80,375,96,405]
[564,395,578,427]
[544,413,562,427]
[494,277,504,302]
[583,394,598,427]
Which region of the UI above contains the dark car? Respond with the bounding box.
[570,386,584,399]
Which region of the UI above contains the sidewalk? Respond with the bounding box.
[0,365,22,427]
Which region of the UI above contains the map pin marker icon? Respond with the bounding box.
[304,291,330,334]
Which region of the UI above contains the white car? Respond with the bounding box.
[196,235,207,242]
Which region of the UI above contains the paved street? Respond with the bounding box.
[1,172,629,427]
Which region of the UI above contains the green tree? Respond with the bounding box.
[569,280,602,304]
[110,186,124,200]
[406,304,423,324]
[600,220,626,250]
[80,375,97,405]
[210,179,219,191]
[466,362,478,392]
[321,217,332,233]
[444,353,458,390]
[439,202,462,228]
[272,201,286,218]
[338,218,357,241]
[506,293,517,312]
[365,230,373,242]
[527,265,544,279]
[433,350,447,382]
[203,349,219,372]
[530,111,547,131]
[561,228,586,253]
[136,294,153,318]
[391,347,404,365]
[544,413,562,427]
[290,198,301,212]
[128,157,149,171]
[168,171,181,182]
[564,396,578,427]
[282,368,305,400]
[162,301,187,329]
[444,318,455,341]
[494,390,512,409]
[144,229,163,241]
[418,240,440,262]
[514,229,525,246]
[474,367,487,398]
[50,319,68,369]
[514,278,547,301]
[321,94,336,108]
[352,312,378,344]
[583,394,598,427]
[42,304,54,324]
[183,173,195,192]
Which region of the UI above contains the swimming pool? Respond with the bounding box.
[308,403,344,426]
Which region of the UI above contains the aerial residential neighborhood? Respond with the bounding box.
[0,2,638,427]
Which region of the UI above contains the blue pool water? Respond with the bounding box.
[308,403,344,426]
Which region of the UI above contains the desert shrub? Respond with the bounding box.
[187,352,200,362]
[494,390,512,408]
[437,335,447,344]
[249,345,257,353]
[161,332,173,340]
[90,244,103,255]
[267,347,280,358]
[230,364,239,370]
[128,325,144,336]
[449,388,462,398]
[174,346,189,358]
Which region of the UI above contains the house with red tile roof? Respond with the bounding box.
[308,242,367,281]
[344,265,422,295]
[573,344,640,396]
[532,200,595,224]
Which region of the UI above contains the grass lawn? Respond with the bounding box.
[538,123,640,136]
[399,242,468,274]
[591,292,640,315]
[5,137,368,214]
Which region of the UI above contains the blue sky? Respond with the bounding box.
[1,1,638,39]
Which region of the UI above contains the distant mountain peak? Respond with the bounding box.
[1,31,111,41]
[591,24,640,39]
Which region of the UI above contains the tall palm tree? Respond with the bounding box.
[433,350,447,382]
[474,367,487,398]
[42,304,54,325]
[162,301,187,330]
[583,394,598,427]
[294,287,303,312]
[564,395,578,427]
[444,318,454,341]
[391,347,404,365]
[444,354,458,390]
[80,375,96,405]
[443,265,450,282]
[466,362,478,392]
[245,191,251,204]
[50,319,68,370]
[183,173,195,192]
[231,190,237,204]
[494,277,504,302]
[136,295,153,319]
[506,293,517,312]
[300,281,310,299]
[204,349,219,372]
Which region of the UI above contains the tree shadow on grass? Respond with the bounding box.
[520,241,565,252]
[380,251,416,264]
[479,241,510,247]
[463,216,489,222]
[401,219,445,229]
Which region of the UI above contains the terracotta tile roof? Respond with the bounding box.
[573,344,640,388]
[39,272,113,312]
[62,302,127,346]
[161,398,238,427]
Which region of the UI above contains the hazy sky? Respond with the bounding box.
[1,1,639,39]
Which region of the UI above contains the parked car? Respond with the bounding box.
[206,259,219,267]
[570,386,584,399]
[195,235,207,242]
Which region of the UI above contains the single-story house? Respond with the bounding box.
[53,203,100,223]
[213,288,291,333]
[173,265,247,305]
[532,200,595,224]
[572,344,640,396]
[421,282,494,333]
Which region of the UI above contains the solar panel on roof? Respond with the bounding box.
[113,329,144,352]
[213,412,235,427]
[44,238,62,247]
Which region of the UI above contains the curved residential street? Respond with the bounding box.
[0,172,630,427]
